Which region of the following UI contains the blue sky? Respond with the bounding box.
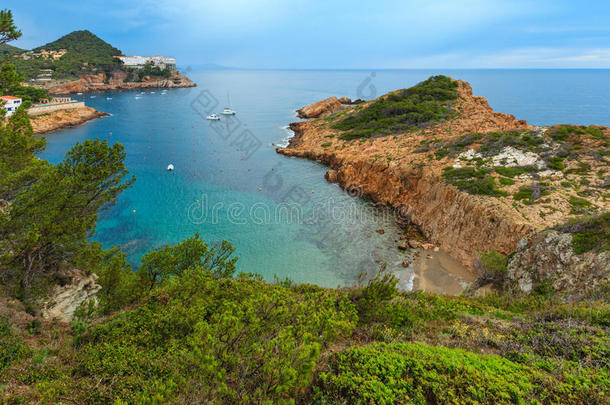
[9,0,610,68]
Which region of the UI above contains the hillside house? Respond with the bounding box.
[1,96,22,117]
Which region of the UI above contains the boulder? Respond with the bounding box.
[296,97,344,119]
[397,241,409,250]
[41,269,101,322]
[325,169,338,183]
[408,240,421,249]
[507,230,610,295]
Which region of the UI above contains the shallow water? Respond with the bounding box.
[39,69,610,290]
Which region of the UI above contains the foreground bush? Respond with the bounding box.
[64,269,357,403]
[314,341,608,404]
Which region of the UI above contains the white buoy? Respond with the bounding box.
[167,164,174,171]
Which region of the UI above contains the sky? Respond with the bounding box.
[9,0,610,69]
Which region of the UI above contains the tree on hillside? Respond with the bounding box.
[0,107,47,201]
[0,9,134,300]
[0,10,21,45]
[0,12,47,102]
[1,139,134,292]
[138,233,238,290]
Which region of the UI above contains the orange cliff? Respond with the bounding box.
[45,71,196,95]
[278,80,533,268]
[31,107,108,134]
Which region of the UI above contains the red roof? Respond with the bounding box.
[1,96,21,100]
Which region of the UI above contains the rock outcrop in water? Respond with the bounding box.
[296,96,344,118]
[278,77,609,282]
[31,106,108,134]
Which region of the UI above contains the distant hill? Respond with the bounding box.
[33,30,122,59]
[0,43,23,55]
[13,30,123,80]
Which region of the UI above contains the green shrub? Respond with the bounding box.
[71,268,357,403]
[350,273,398,324]
[548,156,565,170]
[549,125,606,142]
[474,250,509,289]
[498,177,515,186]
[566,162,592,176]
[333,75,458,139]
[0,318,30,372]
[313,342,608,404]
[495,166,535,178]
[513,186,534,203]
[557,212,610,254]
[442,167,506,196]
[568,195,592,214]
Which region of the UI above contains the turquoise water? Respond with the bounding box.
[39,69,610,287]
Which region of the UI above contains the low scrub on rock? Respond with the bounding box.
[332,75,458,139]
[556,212,610,254]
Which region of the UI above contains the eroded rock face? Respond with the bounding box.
[296,97,344,119]
[507,231,609,294]
[41,269,101,322]
[31,107,108,134]
[277,78,608,274]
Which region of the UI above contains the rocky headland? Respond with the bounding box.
[278,76,609,294]
[30,106,108,134]
[45,71,196,95]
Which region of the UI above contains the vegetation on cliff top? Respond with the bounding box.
[332,75,458,140]
[427,127,609,219]
[556,212,610,254]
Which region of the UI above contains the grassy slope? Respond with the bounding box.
[0,43,23,55]
[1,270,608,404]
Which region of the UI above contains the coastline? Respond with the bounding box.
[31,106,108,134]
[277,81,540,269]
[44,72,197,95]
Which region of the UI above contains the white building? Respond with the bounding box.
[115,55,176,71]
[1,96,22,117]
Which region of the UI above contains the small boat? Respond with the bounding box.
[221,93,236,115]
[206,113,221,120]
[167,164,174,171]
[90,95,96,99]
[135,96,141,99]
[77,92,83,95]
[106,97,113,100]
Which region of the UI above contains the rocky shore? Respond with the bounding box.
[31,106,108,134]
[45,71,196,95]
[277,78,609,294]
[279,81,533,268]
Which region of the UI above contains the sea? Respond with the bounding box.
[39,69,610,288]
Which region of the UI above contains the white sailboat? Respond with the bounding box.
[221,93,236,115]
